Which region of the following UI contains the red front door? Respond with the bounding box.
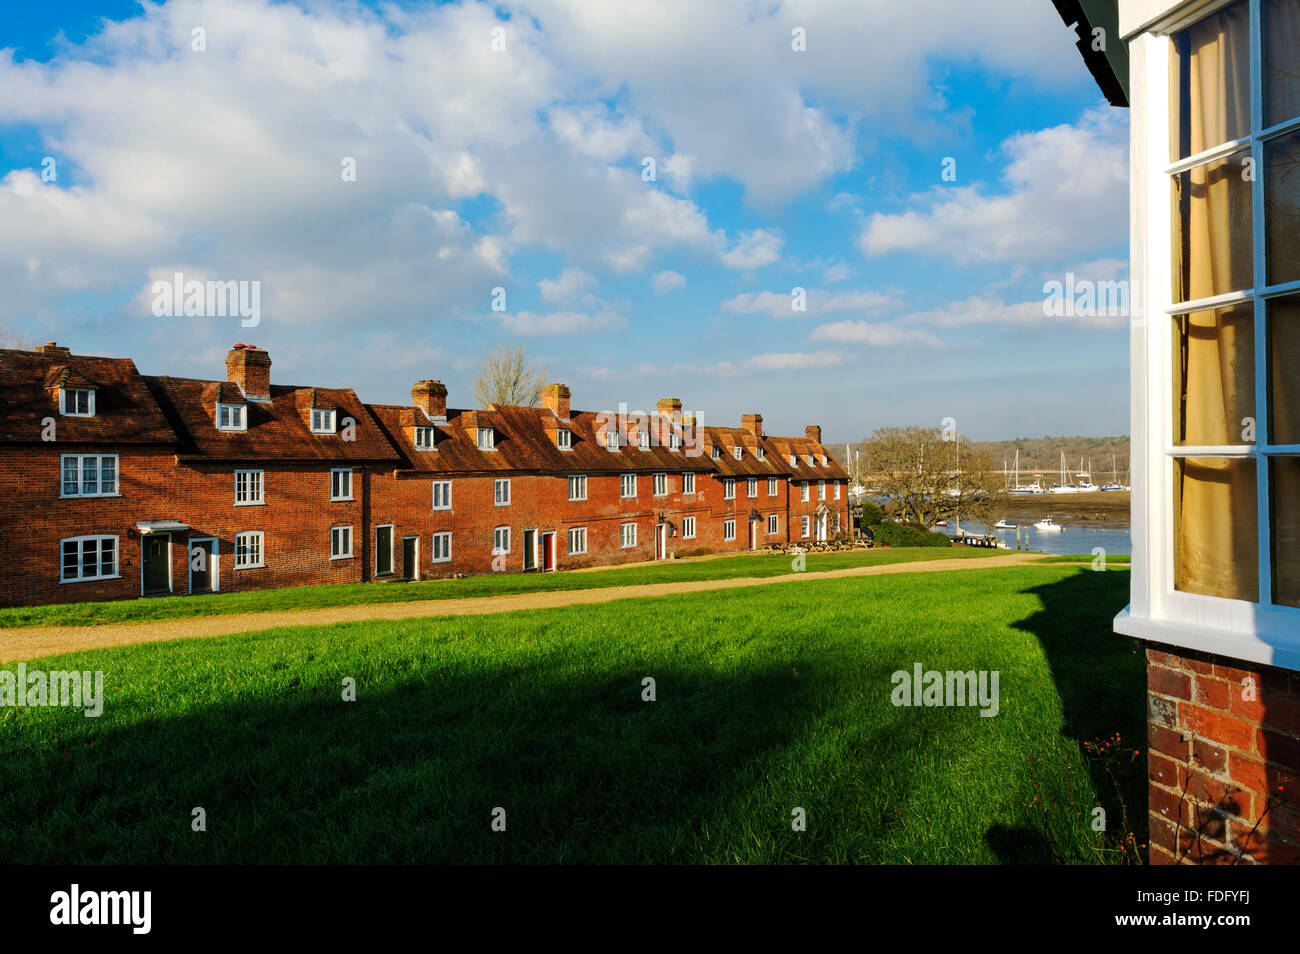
[542,533,555,571]
[655,524,666,560]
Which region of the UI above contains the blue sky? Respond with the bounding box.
[0,0,1130,443]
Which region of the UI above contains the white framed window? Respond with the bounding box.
[568,527,587,554]
[331,468,353,501]
[733,446,743,460]
[557,428,572,450]
[788,454,797,467]
[494,478,511,506]
[60,454,117,498]
[477,427,495,451]
[60,388,94,417]
[60,535,117,582]
[620,522,637,548]
[723,519,736,541]
[834,482,841,500]
[621,473,636,498]
[311,408,337,434]
[653,473,667,497]
[217,403,246,432]
[414,426,435,450]
[432,532,452,563]
[605,429,621,450]
[235,531,264,568]
[568,475,587,501]
[235,469,264,505]
[330,526,353,559]
[818,480,826,500]
[711,445,721,460]
[805,454,814,466]
[723,478,735,500]
[756,447,765,461]
[433,480,452,510]
[768,514,779,535]
[801,515,810,539]
[638,430,650,449]
[493,526,511,554]
[768,477,779,496]
[670,433,682,451]
[821,454,829,466]
[801,482,810,503]
[747,477,757,498]
[833,512,841,532]
[682,516,696,539]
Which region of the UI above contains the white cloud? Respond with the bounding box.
[721,287,898,319]
[538,266,596,305]
[652,270,685,295]
[808,322,944,348]
[823,262,853,283]
[721,229,784,270]
[500,309,627,336]
[858,109,1128,265]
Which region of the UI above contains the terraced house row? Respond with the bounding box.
[0,342,852,608]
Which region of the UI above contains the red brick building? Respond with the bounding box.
[0,342,851,607]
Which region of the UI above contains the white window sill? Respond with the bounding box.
[234,501,266,507]
[234,563,265,570]
[1114,606,1300,673]
[431,557,453,564]
[60,574,120,584]
[330,554,354,561]
[331,497,354,503]
[60,493,122,499]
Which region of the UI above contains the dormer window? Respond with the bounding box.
[670,433,681,451]
[733,446,743,460]
[788,454,797,467]
[638,431,650,450]
[414,426,435,451]
[756,447,765,461]
[556,428,572,450]
[217,403,247,432]
[605,430,620,451]
[477,427,495,451]
[710,445,721,460]
[805,454,814,466]
[821,454,829,466]
[311,409,337,434]
[60,388,94,417]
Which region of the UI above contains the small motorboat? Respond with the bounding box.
[1033,517,1063,531]
[934,520,949,528]
[993,519,1016,529]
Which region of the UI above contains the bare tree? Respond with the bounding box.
[864,426,1007,530]
[0,326,35,350]
[473,343,548,408]
[954,448,1010,535]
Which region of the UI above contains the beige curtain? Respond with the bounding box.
[1175,304,1255,445]
[1171,0,1250,161]
[1176,458,1259,599]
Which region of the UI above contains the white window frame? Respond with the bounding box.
[670,433,682,451]
[801,515,810,539]
[433,480,452,511]
[557,428,572,450]
[733,446,743,460]
[414,426,435,451]
[638,430,650,449]
[235,469,264,506]
[683,472,696,494]
[59,534,118,583]
[568,474,588,501]
[60,388,94,417]
[818,480,826,501]
[768,513,779,535]
[682,516,696,539]
[217,403,247,432]
[723,478,735,500]
[432,531,452,563]
[620,522,637,549]
[620,473,636,498]
[768,477,779,496]
[234,531,264,569]
[311,408,337,434]
[711,445,721,460]
[723,519,736,542]
[653,473,667,497]
[801,482,810,503]
[494,478,511,506]
[493,526,511,554]
[330,525,353,560]
[60,454,118,498]
[568,527,587,555]
[1117,5,1300,669]
[747,477,757,498]
[477,427,495,451]
[330,468,353,502]
[606,429,621,450]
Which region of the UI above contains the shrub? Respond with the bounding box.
[870,521,952,548]
[858,499,885,531]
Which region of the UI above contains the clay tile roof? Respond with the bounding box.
[767,434,850,480]
[0,348,176,444]
[149,376,400,462]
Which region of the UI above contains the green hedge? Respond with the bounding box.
[869,521,952,548]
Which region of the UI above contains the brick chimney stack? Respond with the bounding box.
[412,379,448,420]
[36,342,72,357]
[741,413,763,437]
[805,425,822,443]
[541,383,571,420]
[226,344,271,400]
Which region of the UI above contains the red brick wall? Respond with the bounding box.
[1146,644,1300,864]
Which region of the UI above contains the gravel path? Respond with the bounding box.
[0,552,1054,663]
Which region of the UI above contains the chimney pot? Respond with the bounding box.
[226,344,271,399]
[412,379,448,419]
[541,382,571,420]
[805,424,822,444]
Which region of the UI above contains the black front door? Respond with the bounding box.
[376,526,393,576]
[190,539,216,593]
[143,534,170,594]
[402,536,417,580]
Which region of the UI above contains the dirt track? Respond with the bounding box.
[0,552,1055,663]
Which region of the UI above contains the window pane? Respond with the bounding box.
[82,457,98,494]
[81,540,96,577]
[1266,131,1300,286]
[1267,0,1300,126]
[1174,457,1258,600]
[63,458,78,495]
[100,457,116,494]
[1170,0,1250,161]
[101,538,115,576]
[1172,151,1253,302]
[1269,295,1300,443]
[1270,457,1300,606]
[1173,304,1255,445]
[62,541,78,578]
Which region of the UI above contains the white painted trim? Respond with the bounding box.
[374,524,395,576]
[188,537,220,593]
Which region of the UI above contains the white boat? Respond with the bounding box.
[1100,454,1124,491]
[1008,450,1046,495]
[993,519,1016,529]
[1049,452,1086,493]
[1033,517,1063,531]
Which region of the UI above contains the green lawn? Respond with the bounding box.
[0,546,1006,629]
[0,563,1144,864]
